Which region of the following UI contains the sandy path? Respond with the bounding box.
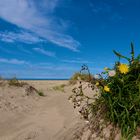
[0,81,83,140]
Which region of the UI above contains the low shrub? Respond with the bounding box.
[25,86,45,97]
[69,71,94,85]
[37,90,45,96]
[8,77,28,87]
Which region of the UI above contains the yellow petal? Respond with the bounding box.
[104,86,110,92]
[118,64,129,74]
[96,82,99,86]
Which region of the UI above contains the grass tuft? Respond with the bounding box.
[37,90,45,96]
[69,72,94,85]
[53,84,66,92]
[8,77,28,87]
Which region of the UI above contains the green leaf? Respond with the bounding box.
[130,42,135,62]
[113,50,131,62]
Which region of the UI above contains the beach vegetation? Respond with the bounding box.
[0,76,3,80]
[69,72,94,85]
[8,77,28,87]
[37,90,45,96]
[53,84,66,92]
[69,43,140,139]
[0,76,5,86]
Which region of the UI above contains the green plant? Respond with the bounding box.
[37,90,45,96]
[69,71,94,85]
[70,43,140,139]
[0,76,4,86]
[53,84,66,92]
[0,76,3,80]
[100,44,140,139]
[8,77,28,87]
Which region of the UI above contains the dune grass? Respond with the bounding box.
[53,84,66,92]
[8,77,28,87]
[69,72,94,85]
[37,90,45,96]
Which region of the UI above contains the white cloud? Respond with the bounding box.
[28,63,79,71]
[0,31,44,44]
[33,48,55,57]
[0,58,28,65]
[0,0,80,51]
[62,59,94,64]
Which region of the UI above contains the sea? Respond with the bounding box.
[5,78,69,81]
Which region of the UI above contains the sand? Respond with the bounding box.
[0,80,84,140]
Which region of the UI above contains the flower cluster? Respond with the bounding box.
[92,44,140,139]
[70,43,140,140]
[95,63,129,94]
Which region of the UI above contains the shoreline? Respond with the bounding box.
[4,78,69,81]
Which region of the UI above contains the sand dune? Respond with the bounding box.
[0,80,84,140]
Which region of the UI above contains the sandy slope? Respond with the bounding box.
[0,80,84,140]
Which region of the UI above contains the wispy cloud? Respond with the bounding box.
[17,45,32,54]
[33,47,55,57]
[28,63,79,72]
[62,59,94,64]
[0,31,44,44]
[89,1,112,14]
[0,0,80,51]
[0,58,28,65]
[0,46,14,54]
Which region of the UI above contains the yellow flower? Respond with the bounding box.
[104,67,109,71]
[96,82,99,86]
[118,64,129,74]
[104,86,110,92]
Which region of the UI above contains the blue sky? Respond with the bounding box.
[0,0,140,79]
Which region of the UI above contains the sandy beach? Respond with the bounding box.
[0,80,85,140]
